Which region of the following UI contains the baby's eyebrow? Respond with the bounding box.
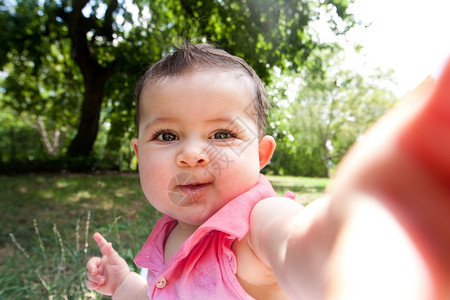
[142,117,178,132]
[203,117,235,124]
[141,116,247,134]
[149,117,178,123]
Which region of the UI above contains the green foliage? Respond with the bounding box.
[1,0,82,152]
[1,0,355,164]
[266,48,398,177]
[0,104,134,173]
[0,108,47,169]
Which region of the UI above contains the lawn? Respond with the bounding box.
[0,173,328,299]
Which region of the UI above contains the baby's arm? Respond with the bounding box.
[250,194,433,300]
[250,60,450,299]
[86,232,148,299]
[249,196,341,299]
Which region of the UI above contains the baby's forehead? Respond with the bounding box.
[142,69,255,101]
[144,69,258,112]
[145,69,253,100]
[151,67,253,86]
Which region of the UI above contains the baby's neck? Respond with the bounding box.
[164,221,198,263]
[176,221,199,235]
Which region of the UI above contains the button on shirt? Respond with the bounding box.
[155,277,167,289]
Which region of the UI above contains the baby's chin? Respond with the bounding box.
[178,206,224,227]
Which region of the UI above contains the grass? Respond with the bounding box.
[266,175,329,205]
[0,173,328,299]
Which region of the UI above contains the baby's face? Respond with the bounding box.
[133,69,263,226]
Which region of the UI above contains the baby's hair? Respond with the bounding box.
[134,42,269,137]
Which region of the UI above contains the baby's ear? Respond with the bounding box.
[258,135,276,169]
[131,138,138,157]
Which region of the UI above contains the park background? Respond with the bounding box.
[0,0,449,298]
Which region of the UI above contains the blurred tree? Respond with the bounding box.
[0,0,354,164]
[0,0,82,157]
[267,48,397,177]
[0,107,51,173]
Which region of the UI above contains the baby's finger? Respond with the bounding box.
[99,241,123,265]
[86,270,105,286]
[86,256,102,276]
[86,279,101,290]
[93,232,109,254]
[98,254,107,275]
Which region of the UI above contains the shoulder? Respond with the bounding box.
[232,234,290,299]
[250,196,303,245]
[252,196,302,218]
[230,197,303,298]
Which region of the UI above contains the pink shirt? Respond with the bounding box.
[135,174,295,299]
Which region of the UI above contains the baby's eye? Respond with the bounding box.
[212,130,236,140]
[153,131,178,142]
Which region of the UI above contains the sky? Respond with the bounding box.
[342,0,450,96]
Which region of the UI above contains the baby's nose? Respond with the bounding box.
[176,144,209,167]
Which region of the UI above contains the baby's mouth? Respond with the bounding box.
[167,173,211,207]
[178,182,210,194]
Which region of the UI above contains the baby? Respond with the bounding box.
[86,43,450,299]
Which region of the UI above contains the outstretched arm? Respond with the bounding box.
[250,59,450,300]
[327,62,450,298]
[86,232,148,299]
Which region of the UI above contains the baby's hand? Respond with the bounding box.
[86,232,130,296]
[327,60,450,298]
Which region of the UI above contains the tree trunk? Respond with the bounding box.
[64,0,117,158]
[66,71,109,157]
